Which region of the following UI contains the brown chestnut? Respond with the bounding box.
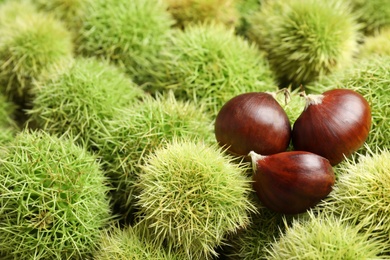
[215,92,291,157]
[292,89,371,166]
[250,151,335,214]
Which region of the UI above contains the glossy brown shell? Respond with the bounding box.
[252,151,335,214]
[292,89,371,166]
[215,92,291,156]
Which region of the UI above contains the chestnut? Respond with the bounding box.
[215,92,291,157]
[250,151,335,214]
[292,89,371,166]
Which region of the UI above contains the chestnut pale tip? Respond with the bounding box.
[304,94,324,109]
[248,151,265,172]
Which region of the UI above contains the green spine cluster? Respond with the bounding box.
[0,128,15,148]
[318,149,390,253]
[264,211,387,259]
[148,23,277,116]
[0,1,73,105]
[0,0,37,26]
[308,55,390,152]
[0,93,18,146]
[224,200,288,260]
[0,93,19,149]
[75,0,174,85]
[0,92,16,128]
[94,92,213,220]
[359,28,390,57]
[248,0,360,87]
[94,224,183,260]
[164,0,239,29]
[273,88,306,125]
[0,131,112,259]
[235,0,262,37]
[28,57,145,148]
[135,139,256,259]
[348,0,390,35]
[31,0,90,34]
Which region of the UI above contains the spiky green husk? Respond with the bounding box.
[0,127,18,158]
[248,0,360,87]
[164,0,239,29]
[235,0,262,37]
[317,149,390,253]
[265,211,387,259]
[94,92,214,220]
[223,199,288,260]
[0,131,112,259]
[0,0,37,26]
[0,92,17,128]
[348,0,390,35]
[75,0,174,85]
[264,88,306,151]
[0,3,73,105]
[308,55,390,152]
[273,87,306,125]
[223,194,311,260]
[359,28,390,57]
[31,0,90,34]
[0,92,18,147]
[0,127,15,144]
[94,224,184,260]
[148,23,277,116]
[135,139,256,259]
[28,57,145,148]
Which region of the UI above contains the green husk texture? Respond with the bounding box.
[0,0,37,26]
[31,0,90,34]
[317,149,390,254]
[0,3,73,105]
[0,127,15,145]
[75,0,174,85]
[348,0,390,35]
[248,0,360,87]
[147,23,278,116]
[308,55,390,152]
[164,0,239,29]
[359,28,390,57]
[223,200,288,260]
[273,87,306,125]
[235,0,262,37]
[265,211,387,259]
[0,131,112,259]
[0,93,18,147]
[135,139,256,259]
[94,92,214,220]
[28,57,145,148]
[267,87,306,150]
[94,224,183,260]
[0,92,17,128]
